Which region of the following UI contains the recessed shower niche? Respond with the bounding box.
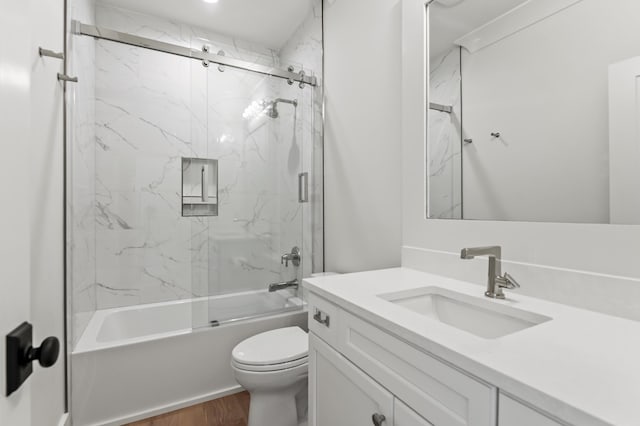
[182,157,218,217]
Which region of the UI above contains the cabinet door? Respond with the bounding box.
[310,333,394,426]
[499,394,564,426]
[395,399,434,426]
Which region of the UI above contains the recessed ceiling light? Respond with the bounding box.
[203,0,219,3]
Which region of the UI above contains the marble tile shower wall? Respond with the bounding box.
[67,3,322,325]
[68,0,96,346]
[429,47,462,219]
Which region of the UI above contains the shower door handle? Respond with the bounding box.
[298,172,308,203]
[201,166,207,202]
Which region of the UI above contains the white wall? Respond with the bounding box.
[402,0,640,321]
[324,0,403,273]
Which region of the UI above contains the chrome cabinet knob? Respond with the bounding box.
[372,413,386,426]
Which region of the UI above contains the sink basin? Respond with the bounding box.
[378,287,551,339]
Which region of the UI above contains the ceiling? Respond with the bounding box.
[98,0,313,50]
[430,0,528,59]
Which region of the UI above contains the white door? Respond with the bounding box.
[0,0,34,424]
[395,399,434,426]
[309,333,394,426]
[1,0,67,424]
[29,0,67,423]
[609,56,640,224]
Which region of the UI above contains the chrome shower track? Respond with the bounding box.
[72,20,318,87]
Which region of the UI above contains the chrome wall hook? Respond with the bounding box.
[39,47,64,60]
[57,73,78,83]
[491,132,501,138]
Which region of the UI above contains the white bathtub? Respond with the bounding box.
[71,290,307,426]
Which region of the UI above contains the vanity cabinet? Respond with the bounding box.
[395,400,433,426]
[310,333,395,425]
[310,333,433,426]
[308,293,496,426]
[498,394,564,426]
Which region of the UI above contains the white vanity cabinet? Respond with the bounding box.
[310,333,433,426]
[308,293,496,426]
[310,333,395,426]
[498,394,564,426]
[395,400,433,426]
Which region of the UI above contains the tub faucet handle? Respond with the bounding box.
[281,246,301,267]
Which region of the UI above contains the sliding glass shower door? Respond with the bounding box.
[191,64,310,328]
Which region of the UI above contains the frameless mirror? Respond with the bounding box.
[427,0,640,224]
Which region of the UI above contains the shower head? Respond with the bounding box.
[266,102,279,119]
[265,98,298,119]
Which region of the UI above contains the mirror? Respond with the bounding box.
[427,0,640,224]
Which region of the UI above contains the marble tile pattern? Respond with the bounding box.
[428,47,462,219]
[67,0,97,347]
[68,2,323,332]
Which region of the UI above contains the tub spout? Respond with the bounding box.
[268,278,299,292]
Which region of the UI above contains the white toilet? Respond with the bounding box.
[232,326,309,426]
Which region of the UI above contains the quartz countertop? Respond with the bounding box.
[303,267,640,426]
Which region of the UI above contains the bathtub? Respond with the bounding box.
[71,290,307,426]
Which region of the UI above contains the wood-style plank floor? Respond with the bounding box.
[125,391,250,426]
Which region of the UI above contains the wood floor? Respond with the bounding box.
[126,392,250,426]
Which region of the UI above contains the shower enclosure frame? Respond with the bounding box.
[64,2,326,420]
[72,21,318,87]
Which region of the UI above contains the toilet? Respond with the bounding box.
[232,326,309,426]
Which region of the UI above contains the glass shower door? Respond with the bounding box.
[191,64,307,328]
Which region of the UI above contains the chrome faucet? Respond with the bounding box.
[460,246,520,299]
[268,278,299,292]
[281,246,301,267]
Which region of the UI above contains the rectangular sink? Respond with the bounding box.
[378,287,551,339]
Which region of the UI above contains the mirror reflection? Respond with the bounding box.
[427,0,640,224]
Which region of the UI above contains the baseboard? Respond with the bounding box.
[81,385,243,426]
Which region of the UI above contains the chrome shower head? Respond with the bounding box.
[266,102,279,119]
[265,98,298,119]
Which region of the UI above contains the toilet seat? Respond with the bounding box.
[232,326,308,372]
[232,355,308,372]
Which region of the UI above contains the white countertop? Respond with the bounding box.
[303,267,640,426]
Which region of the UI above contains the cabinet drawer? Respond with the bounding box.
[338,311,496,426]
[499,394,565,426]
[307,293,340,347]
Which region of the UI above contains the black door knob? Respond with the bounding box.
[6,322,62,396]
[26,336,60,368]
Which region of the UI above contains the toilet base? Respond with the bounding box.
[248,387,305,426]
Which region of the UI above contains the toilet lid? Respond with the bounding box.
[232,326,308,366]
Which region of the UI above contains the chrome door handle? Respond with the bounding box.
[372,413,386,426]
[201,166,207,202]
[313,309,330,327]
[298,172,309,203]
